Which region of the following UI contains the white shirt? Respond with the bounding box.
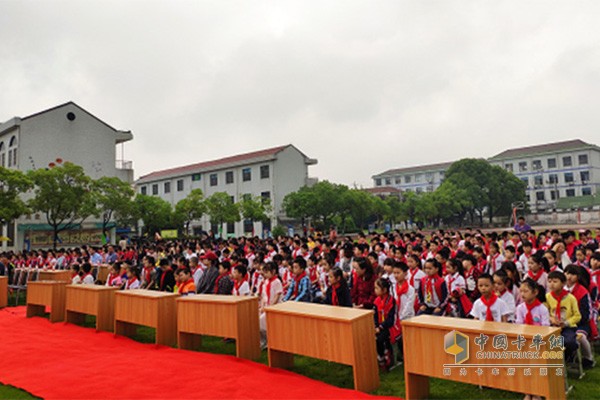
[233,280,250,296]
[470,297,510,322]
[498,291,516,322]
[82,274,95,285]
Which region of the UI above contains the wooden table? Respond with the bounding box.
[96,265,109,283]
[266,302,379,393]
[115,290,178,346]
[65,284,118,332]
[402,315,565,400]
[177,295,260,360]
[0,276,7,308]
[26,281,67,322]
[38,270,72,283]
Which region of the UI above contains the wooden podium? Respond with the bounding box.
[0,276,7,308]
[38,270,71,283]
[402,315,565,400]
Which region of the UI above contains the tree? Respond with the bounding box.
[239,195,272,235]
[28,162,94,249]
[174,189,206,236]
[134,194,173,236]
[92,176,135,241]
[340,189,373,232]
[0,167,32,225]
[205,192,240,237]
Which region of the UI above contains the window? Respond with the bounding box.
[562,156,572,167]
[566,189,575,197]
[547,158,557,169]
[141,186,147,195]
[244,219,253,233]
[439,171,445,178]
[578,154,588,165]
[177,179,184,191]
[385,178,391,185]
[580,171,590,183]
[0,142,4,167]
[536,191,545,201]
[191,173,201,181]
[152,184,158,195]
[164,182,171,193]
[395,177,401,184]
[416,187,423,193]
[415,174,421,182]
[504,163,513,172]
[242,193,252,201]
[518,162,528,172]
[210,173,218,186]
[534,175,543,186]
[242,168,251,182]
[550,190,559,201]
[405,176,412,183]
[8,136,16,167]
[564,172,574,183]
[582,187,592,196]
[227,222,235,235]
[230,195,235,203]
[260,165,270,179]
[548,174,558,184]
[226,171,234,184]
[532,160,542,170]
[520,177,529,186]
[375,178,382,186]
[261,191,271,204]
[426,185,434,192]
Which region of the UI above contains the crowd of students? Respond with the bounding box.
[1,226,599,386]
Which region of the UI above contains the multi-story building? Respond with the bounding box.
[371,139,600,214]
[371,161,453,194]
[0,102,134,250]
[488,139,600,212]
[135,144,317,237]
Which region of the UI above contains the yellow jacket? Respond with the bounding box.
[545,292,581,328]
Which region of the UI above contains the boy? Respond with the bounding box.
[283,257,311,302]
[177,267,196,295]
[545,271,581,360]
[214,261,234,295]
[81,263,95,284]
[518,240,534,274]
[232,264,250,296]
[390,261,415,361]
[469,274,510,322]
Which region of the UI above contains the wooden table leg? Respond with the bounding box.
[156,322,177,347]
[26,304,46,318]
[405,372,430,400]
[96,312,114,332]
[66,310,86,326]
[50,289,66,323]
[237,329,261,361]
[115,320,138,338]
[179,332,203,351]
[268,348,294,369]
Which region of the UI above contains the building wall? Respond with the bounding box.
[373,168,446,194]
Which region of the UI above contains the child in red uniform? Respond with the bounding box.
[373,278,396,371]
[417,259,448,316]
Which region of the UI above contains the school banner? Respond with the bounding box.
[29,230,104,247]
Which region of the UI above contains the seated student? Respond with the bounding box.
[390,261,415,361]
[417,259,448,316]
[140,256,156,290]
[71,264,82,284]
[544,250,562,273]
[351,257,377,309]
[545,271,581,361]
[80,263,95,285]
[590,253,600,287]
[259,262,283,348]
[283,257,312,302]
[493,270,516,322]
[462,254,482,302]
[444,258,472,318]
[250,260,264,296]
[232,264,250,296]
[515,278,549,326]
[525,253,549,291]
[501,261,523,307]
[487,242,505,275]
[314,255,333,303]
[324,267,352,307]
[124,265,141,290]
[213,261,234,295]
[564,265,595,368]
[189,256,204,289]
[176,267,196,295]
[470,274,510,322]
[195,252,219,294]
[382,258,397,285]
[158,259,175,292]
[373,278,396,371]
[105,262,123,287]
[406,254,426,292]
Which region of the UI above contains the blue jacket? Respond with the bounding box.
[284,275,311,302]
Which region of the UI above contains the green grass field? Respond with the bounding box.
[3,295,600,399]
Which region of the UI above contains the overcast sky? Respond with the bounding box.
[1,1,599,187]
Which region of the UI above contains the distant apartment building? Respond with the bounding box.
[0,102,134,250]
[135,145,317,237]
[371,139,600,213]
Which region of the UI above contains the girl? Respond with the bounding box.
[564,265,595,368]
[501,261,523,306]
[406,254,426,293]
[350,257,377,309]
[324,267,352,307]
[373,278,396,371]
[487,242,505,275]
[124,266,141,290]
[259,262,283,348]
[70,264,82,284]
[544,250,562,273]
[444,259,472,318]
[493,270,516,322]
[417,259,448,316]
[232,264,250,296]
[105,263,123,287]
[515,278,549,326]
[525,253,549,290]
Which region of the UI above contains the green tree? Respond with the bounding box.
[205,192,240,237]
[282,181,348,229]
[92,176,135,240]
[282,186,314,221]
[339,189,373,232]
[28,162,94,249]
[239,195,272,235]
[174,189,206,236]
[134,194,173,236]
[398,191,419,226]
[0,167,32,225]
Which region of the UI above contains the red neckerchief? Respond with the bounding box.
[292,271,307,298]
[144,266,153,283]
[498,289,507,297]
[528,269,544,282]
[377,294,392,324]
[480,293,498,321]
[550,265,560,272]
[160,267,171,289]
[525,299,542,325]
[409,268,418,287]
[490,253,499,271]
[108,273,120,286]
[126,277,138,289]
[425,274,440,298]
[396,280,409,312]
[214,273,227,293]
[179,278,194,294]
[233,279,244,295]
[591,270,600,283]
[551,289,569,321]
[266,276,277,304]
[331,282,340,305]
[447,273,458,291]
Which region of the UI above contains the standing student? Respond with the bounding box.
[545,271,581,361]
[373,278,396,371]
[470,274,510,322]
[406,254,426,292]
[232,264,250,296]
[417,259,448,316]
[324,267,352,307]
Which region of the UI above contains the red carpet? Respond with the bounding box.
[0,307,399,399]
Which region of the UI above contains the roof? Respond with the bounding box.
[373,161,454,178]
[489,139,599,160]
[137,144,311,183]
[363,186,402,194]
